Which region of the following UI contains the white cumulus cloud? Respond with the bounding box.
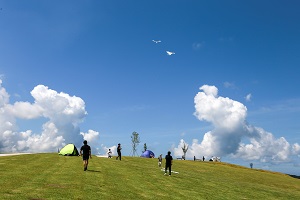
[174,85,300,165]
[0,80,94,153]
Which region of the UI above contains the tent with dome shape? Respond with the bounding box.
[140,150,155,158]
[58,143,79,156]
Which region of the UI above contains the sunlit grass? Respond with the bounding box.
[0,153,299,199]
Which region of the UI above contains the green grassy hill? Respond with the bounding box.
[1,153,299,199]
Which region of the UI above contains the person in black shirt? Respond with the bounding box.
[164,151,173,176]
[80,140,91,171]
[116,143,122,160]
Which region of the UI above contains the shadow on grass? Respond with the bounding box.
[87,169,101,173]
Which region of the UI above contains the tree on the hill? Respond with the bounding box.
[182,142,188,160]
[131,131,140,156]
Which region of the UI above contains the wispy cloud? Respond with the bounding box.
[224,81,237,89]
[121,105,150,112]
[251,98,300,115]
[219,36,234,42]
[192,42,205,50]
[245,93,252,102]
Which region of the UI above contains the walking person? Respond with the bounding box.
[116,143,122,160]
[158,154,162,167]
[107,148,112,158]
[80,140,92,171]
[164,151,173,176]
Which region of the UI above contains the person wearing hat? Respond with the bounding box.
[80,140,92,171]
[116,143,122,161]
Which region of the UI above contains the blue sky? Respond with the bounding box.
[1,1,300,175]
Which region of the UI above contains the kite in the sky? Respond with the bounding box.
[166,51,175,55]
[152,40,161,43]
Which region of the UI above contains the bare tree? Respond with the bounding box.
[131,131,140,156]
[182,142,188,160]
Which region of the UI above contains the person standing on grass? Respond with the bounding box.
[107,148,112,158]
[158,154,163,167]
[80,140,92,171]
[116,143,122,160]
[164,151,173,176]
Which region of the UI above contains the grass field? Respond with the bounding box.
[0,153,299,200]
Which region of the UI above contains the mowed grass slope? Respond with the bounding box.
[1,153,299,200]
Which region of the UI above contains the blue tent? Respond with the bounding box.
[141,150,155,158]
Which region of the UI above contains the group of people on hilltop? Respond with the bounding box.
[79,141,122,171]
[79,140,175,176]
[106,143,122,160]
[193,155,221,162]
[157,152,173,176]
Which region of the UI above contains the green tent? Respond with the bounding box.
[58,143,79,156]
